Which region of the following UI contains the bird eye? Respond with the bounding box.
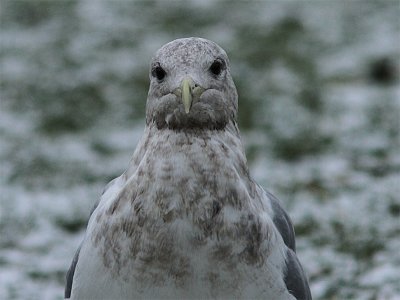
[209,59,225,76]
[151,65,166,81]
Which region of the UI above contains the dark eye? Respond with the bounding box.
[151,65,166,81]
[209,59,225,76]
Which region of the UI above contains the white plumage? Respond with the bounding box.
[65,37,311,300]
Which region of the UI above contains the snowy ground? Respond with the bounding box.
[1,1,399,299]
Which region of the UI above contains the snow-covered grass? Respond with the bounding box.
[1,1,399,299]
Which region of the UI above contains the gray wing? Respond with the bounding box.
[65,243,82,298]
[265,190,296,252]
[264,190,312,299]
[284,248,312,300]
[65,177,122,298]
[64,198,101,298]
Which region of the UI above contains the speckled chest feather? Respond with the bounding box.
[85,124,289,298]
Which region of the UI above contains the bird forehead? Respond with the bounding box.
[153,38,228,67]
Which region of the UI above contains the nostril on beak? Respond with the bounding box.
[174,78,206,114]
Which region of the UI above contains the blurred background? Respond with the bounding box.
[0,1,399,299]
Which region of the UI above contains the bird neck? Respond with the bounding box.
[124,121,248,184]
[116,120,261,222]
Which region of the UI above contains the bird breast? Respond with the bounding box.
[85,128,289,298]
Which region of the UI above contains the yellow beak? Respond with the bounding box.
[181,78,193,114]
[173,77,205,114]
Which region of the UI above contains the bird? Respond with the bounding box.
[65,37,311,300]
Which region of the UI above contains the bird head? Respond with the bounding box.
[146,37,238,130]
